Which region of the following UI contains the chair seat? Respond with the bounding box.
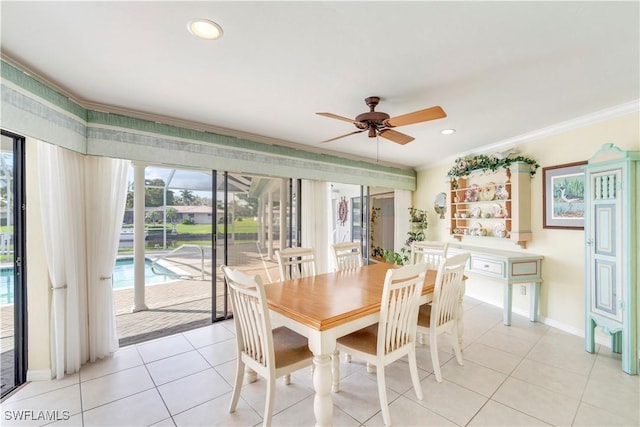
[336,324,378,355]
[417,304,431,328]
[273,326,313,369]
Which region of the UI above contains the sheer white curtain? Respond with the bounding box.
[394,189,411,251]
[38,142,88,379]
[84,156,130,361]
[301,180,332,274]
[39,141,130,378]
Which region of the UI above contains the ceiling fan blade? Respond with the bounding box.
[378,129,414,145]
[316,112,363,126]
[321,130,365,143]
[385,106,447,127]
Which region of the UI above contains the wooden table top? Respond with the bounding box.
[265,262,437,331]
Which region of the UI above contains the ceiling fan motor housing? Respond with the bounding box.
[356,97,390,136]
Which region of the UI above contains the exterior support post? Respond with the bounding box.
[133,162,148,312]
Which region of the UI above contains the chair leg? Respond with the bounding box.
[376,365,392,427]
[246,365,258,383]
[408,348,423,400]
[331,349,340,393]
[263,377,276,427]
[430,333,443,383]
[418,332,426,345]
[229,360,245,413]
[452,325,464,366]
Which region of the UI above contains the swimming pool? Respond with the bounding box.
[0,258,181,305]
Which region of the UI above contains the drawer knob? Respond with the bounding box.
[484,264,490,268]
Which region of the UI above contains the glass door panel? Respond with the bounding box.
[214,174,296,320]
[116,165,215,345]
[0,131,26,398]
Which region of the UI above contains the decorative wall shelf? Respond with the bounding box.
[449,162,532,248]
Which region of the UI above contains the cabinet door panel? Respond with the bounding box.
[593,259,619,320]
[595,204,616,256]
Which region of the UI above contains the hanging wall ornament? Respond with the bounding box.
[338,196,348,226]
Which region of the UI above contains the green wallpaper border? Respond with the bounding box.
[2,58,416,189]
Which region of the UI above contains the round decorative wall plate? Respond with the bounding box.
[491,204,505,217]
[470,222,483,236]
[480,182,496,201]
[465,184,480,202]
[493,223,507,238]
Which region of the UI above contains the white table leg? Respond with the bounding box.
[529,282,540,322]
[503,284,513,326]
[313,354,333,426]
[331,349,340,393]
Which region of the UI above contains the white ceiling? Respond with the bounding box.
[1,1,638,170]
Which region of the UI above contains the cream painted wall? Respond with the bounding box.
[414,112,639,337]
[25,138,52,379]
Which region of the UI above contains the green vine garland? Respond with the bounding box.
[447,154,540,179]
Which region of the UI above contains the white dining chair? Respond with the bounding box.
[410,240,449,343]
[221,265,313,427]
[275,247,316,281]
[331,241,364,271]
[416,252,469,383]
[409,240,448,269]
[335,262,428,427]
[330,242,364,365]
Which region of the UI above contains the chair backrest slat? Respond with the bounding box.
[332,242,364,271]
[275,247,317,281]
[378,263,428,355]
[222,265,274,369]
[410,240,448,269]
[431,253,468,329]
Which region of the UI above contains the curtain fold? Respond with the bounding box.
[39,141,129,378]
[301,180,332,274]
[85,156,130,361]
[38,142,88,379]
[394,189,411,251]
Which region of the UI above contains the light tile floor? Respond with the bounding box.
[2,297,639,426]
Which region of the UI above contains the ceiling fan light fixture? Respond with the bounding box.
[441,129,456,135]
[187,18,223,40]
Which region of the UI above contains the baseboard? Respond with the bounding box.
[465,291,613,349]
[26,369,52,382]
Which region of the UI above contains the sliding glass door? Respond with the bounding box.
[213,173,300,320]
[0,130,26,398]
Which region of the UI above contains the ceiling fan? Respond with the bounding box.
[316,96,446,145]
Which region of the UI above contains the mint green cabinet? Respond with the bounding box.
[584,143,639,375]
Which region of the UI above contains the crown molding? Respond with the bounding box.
[417,100,640,171]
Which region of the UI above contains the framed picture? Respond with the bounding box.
[543,161,587,229]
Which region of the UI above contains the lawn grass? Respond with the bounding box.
[174,218,259,234]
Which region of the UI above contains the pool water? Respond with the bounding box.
[0,258,181,305]
[113,258,181,289]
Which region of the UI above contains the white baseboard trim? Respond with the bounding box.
[466,292,613,349]
[26,369,52,382]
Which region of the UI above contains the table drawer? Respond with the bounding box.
[470,257,506,278]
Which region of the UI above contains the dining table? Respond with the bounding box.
[264,261,443,427]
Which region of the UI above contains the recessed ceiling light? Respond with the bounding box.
[187,18,223,40]
[441,129,456,135]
